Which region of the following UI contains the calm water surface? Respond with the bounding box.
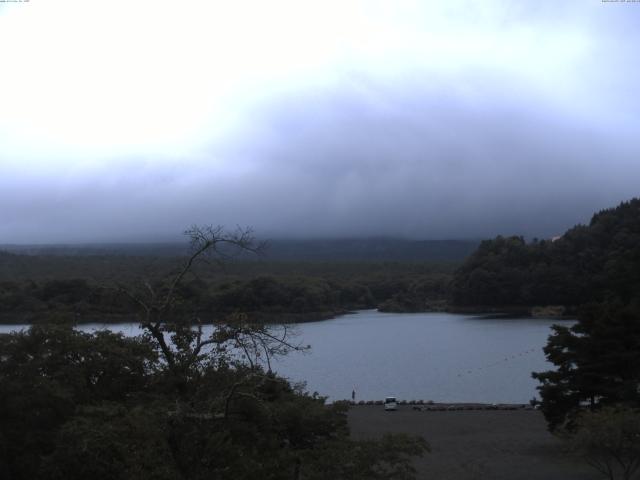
[0,310,569,403]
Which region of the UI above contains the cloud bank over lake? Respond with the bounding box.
[1,0,639,242]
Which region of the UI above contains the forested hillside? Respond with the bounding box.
[452,198,640,309]
[0,252,453,323]
[1,238,479,262]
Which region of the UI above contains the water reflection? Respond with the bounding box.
[0,310,570,403]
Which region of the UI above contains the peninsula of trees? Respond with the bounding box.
[451,198,640,312]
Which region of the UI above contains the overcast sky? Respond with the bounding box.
[1,0,639,243]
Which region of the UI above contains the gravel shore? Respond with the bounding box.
[348,406,600,480]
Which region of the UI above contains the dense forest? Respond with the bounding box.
[2,199,639,324]
[3,202,640,477]
[502,199,640,436]
[0,252,453,324]
[437,198,640,446]
[0,324,428,480]
[1,238,479,262]
[0,227,429,480]
[451,198,640,310]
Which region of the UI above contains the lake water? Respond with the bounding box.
[0,310,569,404]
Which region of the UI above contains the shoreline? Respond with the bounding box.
[0,309,350,326]
[345,401,535,411]
[0,305,576,326]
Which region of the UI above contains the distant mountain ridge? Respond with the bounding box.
[0,238,480,262]
[262,238,479,261]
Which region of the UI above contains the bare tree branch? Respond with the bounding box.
[110,225,307,394]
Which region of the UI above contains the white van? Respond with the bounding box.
[384,396,398,411]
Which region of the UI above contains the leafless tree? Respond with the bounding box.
[116,225,306,384]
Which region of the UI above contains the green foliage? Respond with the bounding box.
[45,404,180,480]
[532,302,640,431]
[298,433,429,480]
[0,326,156,480]
[567,406,640,480]
[377,274,450,312]
[452,198,640,308]
[0,262,456,323]
[0,325,428,479]
[0,227,430,478]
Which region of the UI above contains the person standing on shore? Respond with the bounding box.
[352,388,356,403]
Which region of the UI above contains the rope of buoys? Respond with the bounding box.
[455,347,540,378]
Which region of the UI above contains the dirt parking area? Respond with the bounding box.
[348,406,600,480]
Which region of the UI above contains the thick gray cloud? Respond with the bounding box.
[1,1,639,243]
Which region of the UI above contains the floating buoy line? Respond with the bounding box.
[456,347,540,378]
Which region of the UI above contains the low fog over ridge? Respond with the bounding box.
[1,1,639,243]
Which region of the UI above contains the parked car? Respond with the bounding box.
[384,396,398,411]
